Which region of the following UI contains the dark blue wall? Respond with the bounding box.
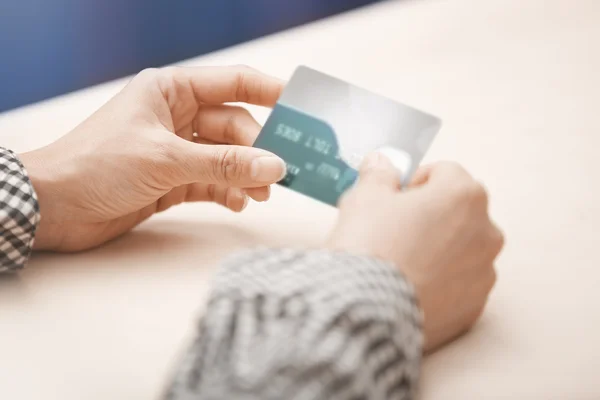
[0,0,383,112]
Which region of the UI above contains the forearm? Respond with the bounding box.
[0,147,40,272]
[165,248,423,400]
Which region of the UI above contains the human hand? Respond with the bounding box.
[327,153,504,352]
[20,66,287,252]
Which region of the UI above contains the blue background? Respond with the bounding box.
[0,0,383,112]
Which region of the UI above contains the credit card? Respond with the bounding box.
[253,66,441,206]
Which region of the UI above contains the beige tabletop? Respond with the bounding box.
[1,0,599,399]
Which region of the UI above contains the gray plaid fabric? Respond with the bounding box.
[165,249,423,400]
[0,147,40,272]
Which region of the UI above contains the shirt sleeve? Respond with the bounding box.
[0,147,40,272]
[164,248,423,400]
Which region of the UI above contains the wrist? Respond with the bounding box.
[19,148,65,251]
[325,237,397,270]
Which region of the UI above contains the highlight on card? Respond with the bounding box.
[254,66,442,206]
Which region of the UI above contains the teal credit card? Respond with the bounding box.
[253,66,442,206]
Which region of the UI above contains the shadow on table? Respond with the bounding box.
[0,272,23,290]
[106,218,261,255]
[24,218,265,275]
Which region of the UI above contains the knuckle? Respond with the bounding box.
[434,162,478,200]
[470,182,489,204]
[135,68,173,92]
[233,64,256,73]
[155,66,179,92]
[136,67,160,82]
[492,226,505,253]
[455,180,488,207]
[232,66,261,102]
[234,72,252,102]
[213,148,245,183]
[481,222,505,260]
[440,161,468,178]
[133,68,171,99]
[223,107,250,143]
[161,66,179,77]
[137,68,157,77]
[224,114,239,144]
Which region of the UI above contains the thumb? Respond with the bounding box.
[174,140,287,187]
[355,151,401,191]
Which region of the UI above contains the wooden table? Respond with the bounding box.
[1,0,599,398]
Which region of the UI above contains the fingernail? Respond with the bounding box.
[251,156,286,183]
[228,188,248,212]
[240,194,249,211]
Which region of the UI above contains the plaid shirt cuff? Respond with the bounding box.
[165,248,423,400]
[0,147,40,272]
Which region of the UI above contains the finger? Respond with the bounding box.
[185,183,249,212]
[422,161,472,185]
[408,164,434,187]
[162,65,284,107]
[192,105,261,146]
[422,162,489,213]
[153,184,250,214]
[223,187,249,212]
[245,186,270,202]
[415,161,478,198]
[488,223,505,259]
[178,125,196,142]
[177,181,271,202]
[406,162,462,187]
[173,140,286,187]
[355,152,401,191]
[156,185,188,213]
[192,135,216,145]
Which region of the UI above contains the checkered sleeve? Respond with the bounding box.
[165,248,423,400]
[0,147,40,272]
